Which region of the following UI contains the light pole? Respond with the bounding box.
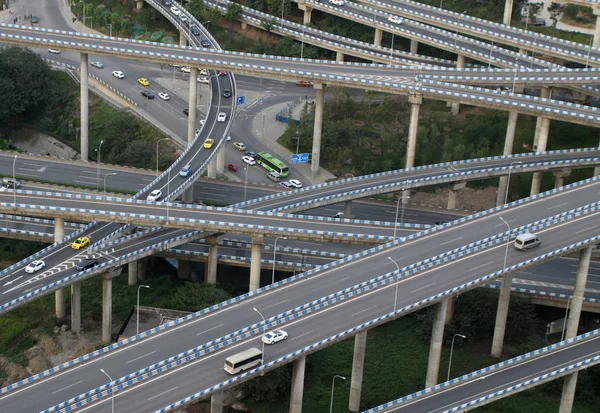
[295,131,300,154]
[100,368,115,413]
[95,140,103,191]
[272,237,287,284]
[394,194,410,238]
[454,11,466,49]
[389,32,395,65]
[499,217,511,272]
[107,23,112,37]
[504,161,522,205]
[586,36,593,69]
[561,297,573,341]
[281,0,285,21]
[166,168,171,224]
[388,257,401,317]
[103,173,116,192]
[156,138,169,176]
[136,285,150,335]
[446,333,466,382]
[329,375,346,413]
[487,39,494,69]
[253,307,266,375]
[243,166,249,201]
[12,155,17,207]
[440,0,443,9]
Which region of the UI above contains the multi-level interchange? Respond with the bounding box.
[0,0,600,411]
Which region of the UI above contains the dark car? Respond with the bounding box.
[223,89,232,98]
[77,259,99,272]
[141,90,155,99]
[162,0,173,5]
[200,39,210,47]
[244,151,257,158]
[183,108,189,116]
[31,16,39,24]
[191,26,201,36]
[434,220,449,226]
[217,71,227,77]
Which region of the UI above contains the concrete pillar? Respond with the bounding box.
[503,0,513,25]
[559,373,579,413]
[183,186,193,203]
[303,8,312,25]
[311,84,325,178]
[136,0,143,10]
[530,116,551,196]
[216,148,225,177]
[249,236,263,291]
[137,258,147,280]
[128,260,138,286]
[102,272,112,344]
[553,170,571,189]
[491,275,513,358]
[348,331,367,411]
[55,289,66,319]
[80,53,89,162]
[208,159,217,178]
[54,217,64,241]
[211,390,224,413]
[187,67,198,146]
[447,189,457,210]
[450,55,465,115]
[344,200,352,218]
[179,30,186,46]
[336,51,344,62]
[241,22,248,30]
[425,299,449,388]
[206,236,218,284]
[374,28,382,47]
[405,93,423,170]
[496,111,518,206]
[594,7,600,47]
[289,356,306,413]
[178,259,192,280]
[445,296,455,325]
[71,282,81,333]
[410,39,418,54]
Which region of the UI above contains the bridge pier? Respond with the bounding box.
[491,275,513,358]
[289,355,306,413]
[179,30,187,46]
[336,51,344,62]
[137,257,147,280]
[102,272,112,344]
[54,218,66,318]
[216,148,225,177]
[249,236,263,291]
[303,8,312,25]
[136,0,143,10]
[503,0,513,25]
[530,88,551,196]
[406,93,423,170]
[311,83,325,178]
[71,282,81,333]
[445,296,455,324]
[211,390,224,413]
[450,55,465,115]
[348,331,367,411]
[128,260,138,285]
[206,235,219,284]
[553,170,571,189]
[188,67,198,146]
[447,182,466,210]
[593,6,600,47]
[425,299,449,387]
[178,259,192,280]
[183,186,193,203]
[496,111,519,206]
[208,159,217,178]
[80,53,89,162]
[344,200,353,218]
[558,245,592,413]
[374,28,382,47]
[410,39,418,54]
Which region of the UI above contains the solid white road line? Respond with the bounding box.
[411,282,436,294]
[264,299,289,310]
[147,386,179,401]
[547,202,569,210]
[469,262,494,272]
[126,351,157,365]
[51,380,83,395]
[289,330,315,342]
[351,305,377,317]
[441,237,463,246]
[196,324,225,337]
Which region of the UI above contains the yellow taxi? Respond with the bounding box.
[137,78,150,86]
[71,236,90,250]
[203,138,214,149]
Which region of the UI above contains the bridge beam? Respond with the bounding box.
[211,390,223,413]
[54,218,66,319]
[80,53,89,162]
[178,259,192,280]
[491,275,513,358]
[410,39,418,54]
[216,148,225,177]
[496,111,519,206]
[425,299,449,387]
[503,0,513,25]
[102,272,112,344]
[311,83,325,178]
[206,235,219,284]
[249,236,263,291]
[559,245,592,413]
[71,282,81,333]
[349,331,367,411]
[450,55,466,115]
[128,260,138,286]
[188,67,198,146]
[374,28,382,47]
[406,93,423,170]
[289,355,306,413]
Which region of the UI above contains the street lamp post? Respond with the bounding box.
[96,140,103,191]
[561,296,573,341]
[295,131,300,154]
[12,155,17,207]
[107,23,112,37]
[281,0,285,21]
[586,36,593,69]
[166,168,171,224]
[387,257,401,317]
[156,138,169,176]
[272,236,287,284]
[512,61,519,94]
[103,173,116,192]
[504,161,522,205]
[499,217,511,271]
[329,375,346,413]
[488,39,494,69]
[393,194,410,238]
[99,369,115,413]
[244,166,249,201]
[454,11,466,49]
[446,333,466,382]
[253,307,266,375]
[136,285,150,335]
[389,32,395,65]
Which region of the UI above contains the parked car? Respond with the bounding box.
[228,163,238,172]
[241,155,256,165]
[180,165,193,177]
[183,108,189,116]
[90,61,104,69]
[233,142,246,151]
[141,90,155,99]
[31,16,39,23]
[288,179,303,188]
[76,259,99,272]
[296,80,312,87]
[197,77,209,84]
[25,260,45,273]
[71,236,90,250]
[180,66,191,73]
[146,189,162,201]
[262,330,288,344]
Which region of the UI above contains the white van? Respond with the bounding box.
[267,171,281,182]
[514,232,541,251]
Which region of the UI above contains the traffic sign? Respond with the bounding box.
[236,96,245,104]
[291,153,309,164]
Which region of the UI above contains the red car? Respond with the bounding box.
[218,71,227,77]
[228,163,237,172]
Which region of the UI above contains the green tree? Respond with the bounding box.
[159,282,231,312]
[547,2,566,28]
[260,17,275,40]
[525,2,544,26]
[225,3,243,21]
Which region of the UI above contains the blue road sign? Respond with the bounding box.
[237,96,245,104]
[291,153,309,164]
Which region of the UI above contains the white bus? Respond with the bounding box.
[224,348,263,375]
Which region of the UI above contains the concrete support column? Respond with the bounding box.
[374,28,382,47]
[405,93,423,170]
[503,0,513,25]
[128,260,138,286]
[450,55,465,115]
[410,39,418,54]
[182,186,193,203]
[206,236,219,284]
[102,272,113,344]
[71,282,81,333]
[211,390,224,413]
[136,0,143,10]
[178,259,192,280]
[187,67,198,146]
[445,296,455,325]
[208,159,217,178]
[303,8,312,25]
[54,217,64,241]
[179,30,186,46]
[249,236,263,291]
[311,84,325,178]
[594,7,600,47]
[80,53,89,162]
[348,331,367,411]
[425,299,449,388]
[55,289,66,319]
[216,148,225,177]
[496,111,518,206]
[137,258,147,280]
[241,22,248,30]
[447,189,457,210]
[559,373,579,413]
[553,170,571,189]
[336,51,344,62]
[491,275,513,358]
[289,356,306,413]
[344,200,352,218]
[530,116,551,196]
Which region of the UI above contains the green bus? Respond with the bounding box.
[255,152,289,177]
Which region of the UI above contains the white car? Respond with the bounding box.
[233,142,246,151]
[158,92,170,100]
[288,179,303,188]
[217,112,227,123]
[261,329,288,345]
[170,5,181,15]
[146,189,162,201]
[179,14,188,23]
[241,155,256,165]
[388,16,403,24]
[48,48,60,54]
[112,70,125,79]
[180,66,191,73]
[226,135,232,141]
[25,260,46,274]
[330,0,345,5]
[197,77,209,84]
[90,61,104,69]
